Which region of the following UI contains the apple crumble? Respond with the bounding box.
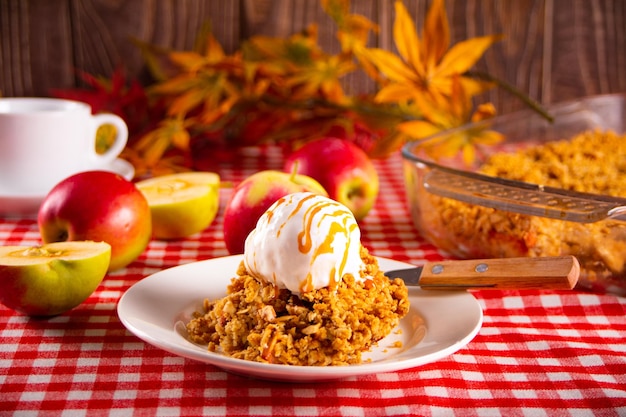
[185,246,409,366]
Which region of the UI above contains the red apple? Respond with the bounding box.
[222,170,327,255]
[284,137,379,221]
[38,171,152,271]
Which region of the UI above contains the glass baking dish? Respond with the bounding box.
[402,93,626,295]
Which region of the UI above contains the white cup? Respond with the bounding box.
[0,97,128,194]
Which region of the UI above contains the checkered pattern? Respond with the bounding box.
[1,147,625,417]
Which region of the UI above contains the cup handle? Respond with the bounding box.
[90,113,129,166]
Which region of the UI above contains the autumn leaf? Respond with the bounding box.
[367,0,501,109]
[245,25,319,68]
[132,117,192,169]
[285,54,355,103]
[53,0,518,172]
[344,0,503,160]
[148,34,244,131]
[122,146,189,178]
[52,68,150,129]
[322,0,379,53]
[243,24,355,104]
[398,75,503,165]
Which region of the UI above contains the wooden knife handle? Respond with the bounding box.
[418,256,580,290]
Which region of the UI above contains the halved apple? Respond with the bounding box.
[0,241,111,316]
[136,172,220,240]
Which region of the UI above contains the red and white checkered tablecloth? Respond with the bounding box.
[1,147,625,417]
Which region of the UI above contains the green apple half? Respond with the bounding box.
[136,172,221,240]
[0,241,111,316]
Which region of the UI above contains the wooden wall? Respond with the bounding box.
[1,0,625,115]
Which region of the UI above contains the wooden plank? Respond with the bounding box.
[0,0,75,97]
[1,0,624,116]
[549,0,626,102]
[67,0,241,86]
[448,0,548,113]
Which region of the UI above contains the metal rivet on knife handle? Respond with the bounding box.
[431,264,444,274]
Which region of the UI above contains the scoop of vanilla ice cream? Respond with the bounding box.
[243,192,365,294]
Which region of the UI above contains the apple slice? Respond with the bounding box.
[136,172,220,240]
[0,241,111,316]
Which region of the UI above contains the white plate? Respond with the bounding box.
[0,158,135,218]
[118,255,483,382]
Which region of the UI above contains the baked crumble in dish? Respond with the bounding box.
[417,129,625,292]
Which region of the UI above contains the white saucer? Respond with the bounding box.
[0,158,135,219]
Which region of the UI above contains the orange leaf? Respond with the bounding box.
[169,51,207,72]
[412,93,453,127]
[435,35,502,78]
[459,76,494,97]
[476,130,504,145]
[448,74,470,121]
[471,103,497,122]
[168,88,207,117]
[170,128,191,150]
[143,135,171,166]
[462,142,477,165]
[393,1,424,75]
[374,83,418,103]
[321,0,350,20]
[151,74,198,95]
[323,0,378,52]
[204,33,225,61]
[422,0,450,67]
[336,15,379,53]
[364,48,417,83]
[396,120,442,139]
[353,48,387,84]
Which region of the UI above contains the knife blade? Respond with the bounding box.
[385,255,580,290]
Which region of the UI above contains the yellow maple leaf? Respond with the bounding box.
[322,0,379,53]
[285,54,355,102]
[122,146,189,177]
[148,32,243,126]
[245,23,354,104]
[367,0,501,108]
[132,118,192,167]
[398,75,503,165]
[246,25,320,67]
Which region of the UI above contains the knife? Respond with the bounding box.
[385,255,580,290]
